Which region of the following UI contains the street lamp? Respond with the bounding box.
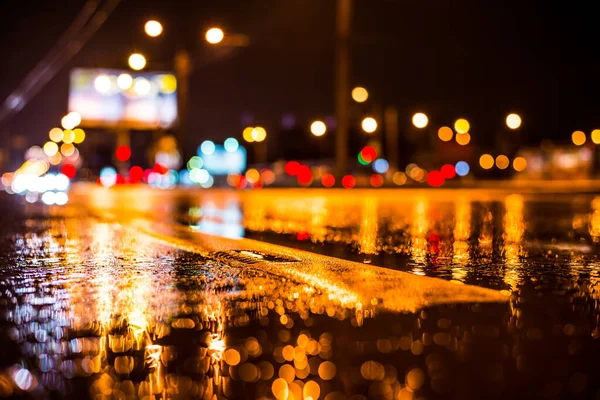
[592,129,600,144]
[572,130,586,146]
[412,112,428,128]
[128,53,146,71]
[144,20,163,37]
[310,120,327,137]
[252,127,267,142]
[351,87,368,103]
[242,127,254,142]
[506,113,522,130]
[361,117,377,134]
[454,118,470,134]
[205,28,224,44]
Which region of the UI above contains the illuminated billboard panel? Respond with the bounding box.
[199,145,246,175]
[68,68,177,129]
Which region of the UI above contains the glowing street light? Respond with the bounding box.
[572,130,586,146]
[456,132,471,145]
[144,20,163,37]
[351,87,368,103]
[242,127,255,142]
[252,127,267,142]
[592,129,600,144]
[479,154,494,170]
[506,113,522,130]
[495,155,509,169]
[128,53,146,71]
[310,120,327,137]
[205,28,224,44]
[437,126,453,142]
[412,112,428,128]
[454,118,470,134]
[513,156,527,172]
[361,117,377,133]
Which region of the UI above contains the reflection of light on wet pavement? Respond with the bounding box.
[358,197,378,255]
[5,186,600,398]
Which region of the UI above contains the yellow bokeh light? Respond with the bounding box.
[117,73,133,90]
[362,117,377,133]
[73,128,85,144]
[60,143,75,157]
[506,113,522,129]
[412,112,428,128]
[43,141,59,157]
[62,129,75,144]
[454,118,470,134]
[243,127,255,142]
[144,20,163,37]
[437,126,453,142]
[252,127,267,142]
[479,154,494,170]
[160,74,177,94]
[49,127,63,142]
[495,155,509,169]
[572,130,586,146]
[513,156,527,172]
[351,87,368,103]
[246,169,261,184]
[310,120,326,137]
[455,132,471,145]
[128,53,146,71]
[592,129,600,144]
[205,28,224,44]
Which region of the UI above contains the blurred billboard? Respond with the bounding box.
[199,145,246,175]
[68,68,177,129]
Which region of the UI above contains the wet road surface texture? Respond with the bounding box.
[1,187,600,399]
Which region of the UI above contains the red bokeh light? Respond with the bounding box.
[370,174,384,188]
[296,232,310,241]
[440,164,456,179]
[427,170,445,187]
[129,166,144,183]
[153,163,169,175]
[61,164,76,179]
[115,145,131,162]
[236,176,247,189]
[321,173,335,188]
[360,146,377,163]
[115,174,125,184]
[342,175,356,189]
[285,161,300,176]
[297,165,312,186]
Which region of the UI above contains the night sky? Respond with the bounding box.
[1,0,599,163]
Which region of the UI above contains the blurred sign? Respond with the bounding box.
[200,145,246,175]
[68,68,177,129]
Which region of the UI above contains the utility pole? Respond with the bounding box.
[175,50,192,161]
[384,106,399,172]
[334,0,352,177]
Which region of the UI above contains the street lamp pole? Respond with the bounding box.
[334,0,352,177]
[174,50,192,161]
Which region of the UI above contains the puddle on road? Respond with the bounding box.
[0,207,599,399]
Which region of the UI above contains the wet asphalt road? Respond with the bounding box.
[1,187,600,399]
